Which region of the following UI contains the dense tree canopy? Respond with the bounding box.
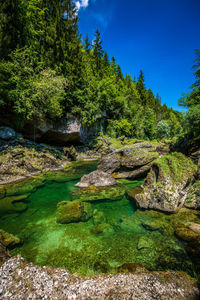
[0,0,184,140]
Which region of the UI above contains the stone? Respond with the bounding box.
[188,222,200,234]
[0,195,28,215]
[118,263,149,273]
[91,223,114,235]
[0,229,20,248]
[56,201,92,224]
[75,170,118,188]
[63,146,77,161]
[126,187,143,201]
[71,184,126,202]
[97,141,162,179]
[135,152,197,212]
[0,127,16,141]
[185,179,200,209]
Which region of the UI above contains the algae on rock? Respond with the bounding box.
[71,184,127,202]
[56,201,92,224]
[135,152,197,212]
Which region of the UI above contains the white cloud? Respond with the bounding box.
[75,0,89,11]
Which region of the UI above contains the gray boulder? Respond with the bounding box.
[75,170,118,188]
[0,127,16,141]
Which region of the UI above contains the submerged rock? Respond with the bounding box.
[71,184,126,202]
[91,223,114,235]
[0,257,199,300]
[118,263,149,273]
[0,229,20,248]
[56,201,92,224]
[175,222,200,272]
[75,170,117,187]
[135,153,197,212]
[0,194,28,214]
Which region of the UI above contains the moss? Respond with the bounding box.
[153,152,197,184]
[56,201,92,224]
[71,184,127,202]
[0,194,29,215]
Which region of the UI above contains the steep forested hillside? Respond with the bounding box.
[0,0,185,140]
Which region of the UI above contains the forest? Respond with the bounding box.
[0,0,199,141]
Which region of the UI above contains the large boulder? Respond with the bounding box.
[135,153,197,212]
[75,170,118,188]
[56,201,92,224]
[98,141,163,179]
[0,127,16,141]
[71,184,126,202]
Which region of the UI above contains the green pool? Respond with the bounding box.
[0,161,195,276]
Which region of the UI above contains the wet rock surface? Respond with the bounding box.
[0,257,199,300]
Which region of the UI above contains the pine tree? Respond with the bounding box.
[93,29,104,73]
[116,65,123,81]
[103,51,109,68]
[84,34,90,54]
[136,70,147,106]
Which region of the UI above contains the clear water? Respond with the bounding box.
[0,162,195,276]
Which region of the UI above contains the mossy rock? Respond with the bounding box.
[70,184,127,202]
[126,187,143,202]
[5,176,45,197]
[91,223,114,235]
[0,194,29,215]
[56,201,92,224]
[0,229,20,248]
[185,179,200,209]
[135,153,197,212]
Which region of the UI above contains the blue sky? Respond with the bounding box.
[76,0,200,111]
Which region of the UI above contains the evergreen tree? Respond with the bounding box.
[136,70,147,106]
[83,34,90,54]
[93,29,103,73]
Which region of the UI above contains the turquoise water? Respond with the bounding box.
[0,162,195,276]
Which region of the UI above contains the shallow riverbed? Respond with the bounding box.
[0,162,195,276]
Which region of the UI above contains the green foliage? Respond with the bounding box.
[0,0,183,139]
[156,120,171,139]
[178,49,200,139]
[187,104,200,138]
[107,119,133,138]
